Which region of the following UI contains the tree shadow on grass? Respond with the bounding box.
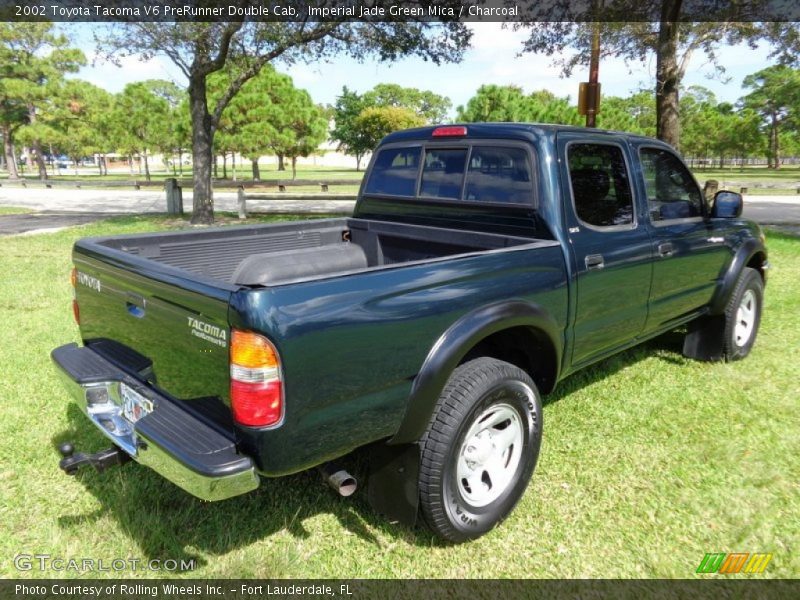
[51,330,692,562]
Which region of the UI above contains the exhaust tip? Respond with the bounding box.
[319,464,357,497]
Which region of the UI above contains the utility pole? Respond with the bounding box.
[578,20,602,128]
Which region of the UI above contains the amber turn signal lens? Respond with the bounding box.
[230,329,279,369]
[70,267,77,287]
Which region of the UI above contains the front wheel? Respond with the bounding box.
[723,267,764,361]
[419,357,542,542]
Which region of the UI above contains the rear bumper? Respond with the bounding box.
[51,343,259,501]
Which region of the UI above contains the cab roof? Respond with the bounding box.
[380,122,660,147]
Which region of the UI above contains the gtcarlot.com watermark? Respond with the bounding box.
[14,553,195,573]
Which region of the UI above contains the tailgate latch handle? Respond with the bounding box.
[126,293,146,318]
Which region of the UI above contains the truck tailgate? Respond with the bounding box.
[72,243,234,426]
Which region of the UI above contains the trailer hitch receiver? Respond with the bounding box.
[58,442,131,475]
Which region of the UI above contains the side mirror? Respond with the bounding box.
[711,191,743,218]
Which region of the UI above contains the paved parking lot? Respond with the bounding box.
[0,185,798,236]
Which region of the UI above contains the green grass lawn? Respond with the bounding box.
[692,166,800,195]
[0,219,797,579]
[0,206,33,215]
[1,164,365,183]
[691,166,800,182]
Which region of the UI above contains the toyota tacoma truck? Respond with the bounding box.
[51,124,768,542]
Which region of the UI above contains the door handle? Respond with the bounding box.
[658,242,674,257]
[585,254,605,270]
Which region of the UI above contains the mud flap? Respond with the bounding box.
[683,314,725,361]
[367,443,420,527]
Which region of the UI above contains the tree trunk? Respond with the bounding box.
[128,155,134,174]
[222,153,228,179]
[232,152,237,181]
[291,156,297,179]
[213,155,218,179]
[189,73,215,224]
[356,153,362,171]
[770,114,780,169]
[2,124,19,179]
[277,154,285,171]
[251,158,260,180]
[143,151,151,181]
[655,11,681,148]
[26,105,48,180]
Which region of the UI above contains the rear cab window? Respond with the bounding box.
[363,143,534,206]
[363,146,421,196]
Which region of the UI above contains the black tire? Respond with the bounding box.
[419,357,542,543]
[723,267,764,361]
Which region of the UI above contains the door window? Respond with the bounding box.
[567,144,634,228]
[640,147,704,221]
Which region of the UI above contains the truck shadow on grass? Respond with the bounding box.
[52,330,688,563]
[54,406,415,568]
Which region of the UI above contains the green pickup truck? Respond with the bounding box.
[52,124,768,542]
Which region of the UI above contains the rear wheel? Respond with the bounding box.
[419,357,542,542]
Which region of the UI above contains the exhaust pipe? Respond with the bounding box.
[318,462,357,497]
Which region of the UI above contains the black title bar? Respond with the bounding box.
[1,0,800,23]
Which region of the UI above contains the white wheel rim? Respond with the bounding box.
[734,289,757,347]
[456,401,524,508]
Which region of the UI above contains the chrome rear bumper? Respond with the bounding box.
[51,343,259,501]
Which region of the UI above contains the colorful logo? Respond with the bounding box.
[696,553,772,574]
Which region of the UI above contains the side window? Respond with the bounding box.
[640,147,703,221]
[464,146,532,204]
[420,148,467,200]
[363,147,421,196]
[567,143,634,228]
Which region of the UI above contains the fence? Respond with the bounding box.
[0,177,360,192]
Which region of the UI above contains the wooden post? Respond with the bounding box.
[238,185,246,219]
[703,180,719,201]
[321,183,329,192]
[165,178,183,215]
[740,186,748,195]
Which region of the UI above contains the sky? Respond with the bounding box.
[66,23,775,116]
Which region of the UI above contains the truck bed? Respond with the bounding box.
[72,216,566,476]
[90,218,544,286]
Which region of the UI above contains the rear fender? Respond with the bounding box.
[389,300,562,445]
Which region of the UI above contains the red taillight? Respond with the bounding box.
[230,380,282,427]
[432,126,467,137]
[230,329,283,427]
